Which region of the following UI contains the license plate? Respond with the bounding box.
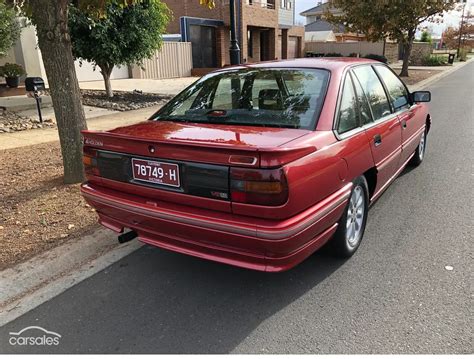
[131,158,180,187]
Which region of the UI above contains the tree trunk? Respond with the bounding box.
[399,28,416,77]
[100,65,114,98]
[30,0,87,184]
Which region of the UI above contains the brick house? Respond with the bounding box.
[163,0,305,70]
[300,2,365,42]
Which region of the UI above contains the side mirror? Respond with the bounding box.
[411,91,431,103]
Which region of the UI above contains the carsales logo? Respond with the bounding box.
[9,326,61,346]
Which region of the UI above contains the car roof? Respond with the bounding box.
[214,57,379,73]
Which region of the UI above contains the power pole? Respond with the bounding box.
[229,0,241,65]
[457,0,467,58]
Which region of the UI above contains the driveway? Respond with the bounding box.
[0,62,472,354]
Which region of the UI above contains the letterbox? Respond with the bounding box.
[25,77,45,92]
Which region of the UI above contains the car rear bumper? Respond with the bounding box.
[81,182,351,272]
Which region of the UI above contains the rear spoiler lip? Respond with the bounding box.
[81,130,317,168]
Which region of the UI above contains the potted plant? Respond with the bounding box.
[0,63,26,88]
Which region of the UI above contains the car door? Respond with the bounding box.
[352,65,402,193]
[373,65,423,164]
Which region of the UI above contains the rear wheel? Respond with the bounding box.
[409,129,427,167]
[330,176,369,258]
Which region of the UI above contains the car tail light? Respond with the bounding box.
[83,147,100,177]
[230,167,288,206]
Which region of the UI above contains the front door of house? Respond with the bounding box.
[189,25,217,68]
[260,31,270,61]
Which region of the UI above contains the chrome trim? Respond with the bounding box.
[228,155,258,166]
[82,183,352,241]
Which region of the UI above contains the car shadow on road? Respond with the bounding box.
[0,243,347,354]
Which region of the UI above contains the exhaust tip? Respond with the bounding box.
[118,230,138,244]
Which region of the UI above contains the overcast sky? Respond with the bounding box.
[294,0,473,37]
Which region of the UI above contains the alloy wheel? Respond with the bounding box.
[346,185,365,248]
[418,131,426,161]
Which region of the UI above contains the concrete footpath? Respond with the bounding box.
[79,77,198,94]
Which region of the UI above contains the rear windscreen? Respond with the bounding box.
[152,68,330,130]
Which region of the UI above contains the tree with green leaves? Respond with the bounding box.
[0,1,20,58]
[5,0,196,184]
[327,0,456,76]
[69,1,170,98]
[7,0,155,184]
[420,30,433,43]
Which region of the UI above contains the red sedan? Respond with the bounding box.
[81,58,431,272]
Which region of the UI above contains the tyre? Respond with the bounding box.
[330,176,369,258]
[409,129,427,167]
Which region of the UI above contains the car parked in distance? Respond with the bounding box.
[81,58,431,272]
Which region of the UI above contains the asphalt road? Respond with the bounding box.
[1,62,473,354]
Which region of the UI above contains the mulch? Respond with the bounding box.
[0,142,99,270]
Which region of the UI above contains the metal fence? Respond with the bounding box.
[131,42,193,80]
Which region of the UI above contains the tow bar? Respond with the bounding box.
[118,230,138,244]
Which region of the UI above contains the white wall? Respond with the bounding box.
[74,61,129,82]
[0,23,46,79]
[1,20,130,84]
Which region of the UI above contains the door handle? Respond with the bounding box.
[374,134,382,147]
[401,119,407,128]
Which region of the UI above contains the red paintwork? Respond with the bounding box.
[81,58,430,272]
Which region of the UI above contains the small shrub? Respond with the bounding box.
[458,48,468,62]
[348,52,359,57]
[0,63,26,78]
[324,52,343,57]
[421,55,447,66]
[363,54,388,63]
[305,52,325,57]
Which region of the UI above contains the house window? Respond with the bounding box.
[281,0,289,9]
[248,30,253,58]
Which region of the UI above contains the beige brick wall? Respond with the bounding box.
[409,42,432,65]
[385,42,432,65]
[241,3,279,63]
[288,26,305,58]
[385,43,399,63]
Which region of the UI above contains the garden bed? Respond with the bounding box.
[399,69,443,86]
[0,142,99,270]
[81,89,172,111]
[0,108,55,133]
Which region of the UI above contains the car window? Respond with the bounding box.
[212,77,243,109]
[250,72,281,109]
[153,68,330,130]
[375,65,409,111]
[352,65,392,121]
[351,71,373,125]
[337,74,359,134]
